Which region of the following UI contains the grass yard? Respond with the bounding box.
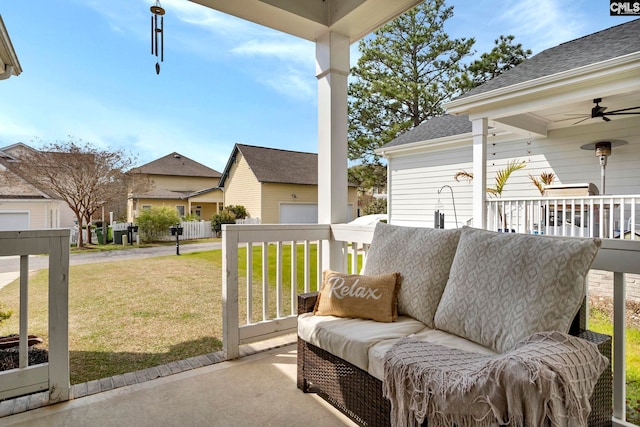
[0,246,638,422]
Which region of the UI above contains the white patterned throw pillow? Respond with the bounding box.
[434,227,601,353]
[363,222,461,328]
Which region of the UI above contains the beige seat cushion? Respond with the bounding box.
[298,312,425,371]
[367,327,498,381]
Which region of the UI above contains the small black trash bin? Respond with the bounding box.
[113,230,127,245]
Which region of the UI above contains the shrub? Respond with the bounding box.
[225,205,248,220]
[211,209,236,235]
[135,206,180,243]
[0,303,12,325]
[362,198,387,215]
[183,213,200,222]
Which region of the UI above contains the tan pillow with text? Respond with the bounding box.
[314,270,401,322]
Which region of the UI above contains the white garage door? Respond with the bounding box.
[280,204,318,224]
[0,212,29,231]
[279,204,354,224]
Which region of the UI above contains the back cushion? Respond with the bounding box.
[363,222,461,327]
[434,227,601,353]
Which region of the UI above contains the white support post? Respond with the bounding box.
[48,233,70,403]
[613,271,626,421]
[472,118,488,229]
[222,225,240,360]
[316,31,350,273]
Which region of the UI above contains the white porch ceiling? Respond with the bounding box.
[188,0,422,43]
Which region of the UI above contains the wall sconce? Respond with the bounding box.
[291,193,297,199]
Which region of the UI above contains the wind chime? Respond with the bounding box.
[150,0,165,74]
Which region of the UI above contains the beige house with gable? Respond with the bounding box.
[219,144,358,224]
[127,152,223,221]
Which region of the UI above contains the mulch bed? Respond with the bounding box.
[0,335,48,372]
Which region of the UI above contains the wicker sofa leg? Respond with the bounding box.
[297,337,310,392]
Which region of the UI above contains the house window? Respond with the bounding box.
[176,205,186,217]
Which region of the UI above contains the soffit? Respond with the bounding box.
[188,0,422,43]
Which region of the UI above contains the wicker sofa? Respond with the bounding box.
[297,224,612,427]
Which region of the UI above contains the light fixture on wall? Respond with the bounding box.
[580,139,628,194]
[150,0,165,74]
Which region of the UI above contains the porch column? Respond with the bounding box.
[316,31,349,272]
[472,118,488,229]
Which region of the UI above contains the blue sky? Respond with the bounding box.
[0,0,635,172]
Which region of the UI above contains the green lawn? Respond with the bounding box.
[0,246,637,422]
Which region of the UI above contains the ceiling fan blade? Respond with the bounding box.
[573,117,591,125]
[604,105,640,114]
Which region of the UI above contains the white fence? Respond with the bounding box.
[112,221,213,241]
[222,223,640,426]
[0,230,70,403]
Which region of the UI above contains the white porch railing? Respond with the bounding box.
[0,229,70,403]
[221,224,374,360]
[487,195,640,239]
[222,223,640,426]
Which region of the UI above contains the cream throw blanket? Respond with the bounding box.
[383,331,608,427]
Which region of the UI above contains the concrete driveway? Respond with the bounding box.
[0,242,221,289]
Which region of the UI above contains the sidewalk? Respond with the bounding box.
[0,242,220,289]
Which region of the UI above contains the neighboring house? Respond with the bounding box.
[127,152,223,221]
[0,144,75,231]
[219,144,358,224]
[379,19,640,228]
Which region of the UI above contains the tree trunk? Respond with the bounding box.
[74,212,84,248]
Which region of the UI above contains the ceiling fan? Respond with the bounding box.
[569,98,640,125]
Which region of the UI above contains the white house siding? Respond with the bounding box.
[388,144,473,228]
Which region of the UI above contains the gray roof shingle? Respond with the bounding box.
[223,144,319,186]
[0,159,50,199]
[459,18,640,98]
[382,114,471,149]
[130,152,221,178]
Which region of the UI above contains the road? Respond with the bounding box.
[0,242,221,288]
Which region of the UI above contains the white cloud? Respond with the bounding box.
[231,38,314,64]
[497,0,585,53]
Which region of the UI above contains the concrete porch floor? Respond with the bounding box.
[1,336,356,427]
